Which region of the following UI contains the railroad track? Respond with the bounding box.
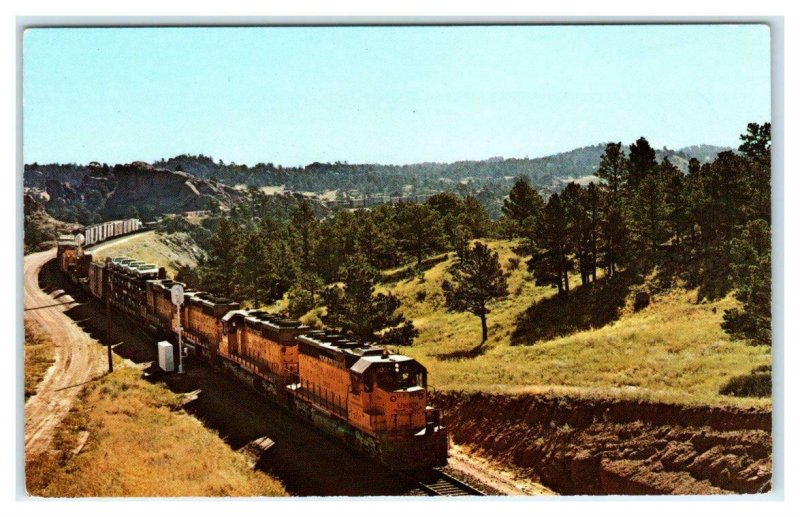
[413,468,486,496]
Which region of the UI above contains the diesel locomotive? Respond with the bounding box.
[58,239,449,470]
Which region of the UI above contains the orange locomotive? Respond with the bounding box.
[292,331,447,469]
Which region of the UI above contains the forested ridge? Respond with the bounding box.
[168,123,770,362]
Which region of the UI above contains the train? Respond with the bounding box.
[56,236,449,470]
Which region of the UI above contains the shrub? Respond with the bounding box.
[719,367,771,398]
[378,321,419,346]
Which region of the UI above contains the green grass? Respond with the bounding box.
[27,366,287,497]
[24,319,56,400]
[376,240,771,408]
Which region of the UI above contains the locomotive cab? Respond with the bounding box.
[349,353,431,438]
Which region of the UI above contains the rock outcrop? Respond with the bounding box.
[435,392,771,495]
[26,162,243,222]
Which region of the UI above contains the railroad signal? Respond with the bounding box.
[170,284,185,374]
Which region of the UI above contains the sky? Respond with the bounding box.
[23,25,771,167]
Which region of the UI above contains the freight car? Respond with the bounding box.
[64,251,449,470]
[80,218,143,247]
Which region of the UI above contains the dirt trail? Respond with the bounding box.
[23,250,105,459]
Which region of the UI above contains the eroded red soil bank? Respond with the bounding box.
[435,392,772,495]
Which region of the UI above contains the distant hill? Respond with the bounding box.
[24,142,732,224]
[152,143,732,196]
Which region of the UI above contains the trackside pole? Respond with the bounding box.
[177,313,184,374]
[104,257,113,373]
[170,283,185,374]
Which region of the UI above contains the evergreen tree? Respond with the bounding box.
[393,202,445,267]
[739,122,771,223]
[627,136,658,190]
[528,192,572,295]
[561,182,594,286]
[290,198,317,269]
[442,241,509,344]
[199,218,240,298]
[321,257,415,343]
[234,227,272,307]
[722,219,771,345]
[596,142,628,277]
[502,177,545,235]
[461,195,490,238]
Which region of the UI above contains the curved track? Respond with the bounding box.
[23,249,105,458]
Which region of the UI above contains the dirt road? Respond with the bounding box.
[23,249,104,458]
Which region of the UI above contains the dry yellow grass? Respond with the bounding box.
[27,366,286,497]
[24,318,56,400]
[379,240,771,408]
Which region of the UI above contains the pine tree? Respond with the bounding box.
[234,227,272,307]
[321,257,415,343]
[461,195,490,238]
[596,142,628,277]
[561,182,593,286]
[528,192,572,295]
[502,177,545,235]
[722,219,771,345]
[442,241,509,344]
[393,201,445,267]
[290,198,317,270]
[199,218,240,298]
[627,136,658,190]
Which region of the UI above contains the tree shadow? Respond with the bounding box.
[381,253,450,284]
[433,342,488,361]
[511,272,636,346]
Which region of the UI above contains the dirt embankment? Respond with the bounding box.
[435,392,771,495]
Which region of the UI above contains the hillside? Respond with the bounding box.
[334,240,768,407]
[90,230,206,278]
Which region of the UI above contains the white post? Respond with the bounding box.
[177,309,184,374]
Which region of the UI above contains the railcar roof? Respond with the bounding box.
[297,331,408,364]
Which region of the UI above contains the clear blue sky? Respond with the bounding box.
[23,25,771,167]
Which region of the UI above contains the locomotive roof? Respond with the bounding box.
[350,354,421,375]
[57,235,79,246]
[221,309,309,331]
[297,331,413,367]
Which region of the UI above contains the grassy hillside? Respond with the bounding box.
[373,240,770,407]
[27,366,287,497]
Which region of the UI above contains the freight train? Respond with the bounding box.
[56,240,449,470]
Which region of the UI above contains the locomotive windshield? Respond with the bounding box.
[374,362,425,391]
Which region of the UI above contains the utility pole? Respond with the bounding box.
[104,257,113,373]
